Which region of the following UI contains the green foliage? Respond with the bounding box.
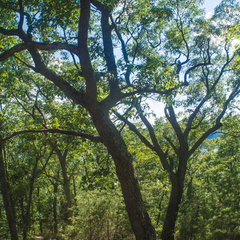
[66,189,134,240]
[176,116,240,239]
[0,0,240,239]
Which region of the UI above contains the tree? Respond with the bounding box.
[0,0,239,239]
[113,0,239,238]
[0,119,19,240]
[176,115,240,240]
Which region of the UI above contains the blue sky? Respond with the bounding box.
[203,0,223,13]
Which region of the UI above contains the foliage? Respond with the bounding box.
[0,0,239,239]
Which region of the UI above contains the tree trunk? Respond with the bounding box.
[0,138,19,240]
[49,142,73,224]
[161,173,185,240]
[53,182,59,235]
[89,106,156,240]
[58,153,73,223]
[22,157,39,240]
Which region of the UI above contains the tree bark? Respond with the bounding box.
[49,143,73,224]
[88,105,156,240]
[22,157,39,240]
[161,171,185,240]
[0,138,19,240]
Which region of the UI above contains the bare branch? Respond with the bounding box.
[114,109,173,174]
[137,107,160,150]
[184,98,207,138]
[184,62,211,85]
[210,43,235,91]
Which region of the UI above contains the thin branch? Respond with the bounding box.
[111,15,131,86]
[184,39,211,85]
[184,97,207,138]
[12,93,35,118]
[176,6,190,64]
[210,43,235,91]
[18,0,24,30]
[164,106,186,151]
[0,128,102,143]
[137,107,160,150]
[164,136,178,155]
[114,110,173,174]
[189,86,240,156]
[184,62,211,85]
[113,111,155,151]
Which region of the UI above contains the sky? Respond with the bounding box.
[204,0,223,13]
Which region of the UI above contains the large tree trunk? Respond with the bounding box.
[161,167,186,240]
[0,138,19,240]
[89,106,156,240]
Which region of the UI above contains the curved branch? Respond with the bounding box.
[0,42,80,61]
[0,41,85,105]
[184,39,211,84]
[189,85,240,156]
[184,62,211,85]
[0,128,102,143]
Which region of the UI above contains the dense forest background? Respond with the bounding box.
[0,0,239,239]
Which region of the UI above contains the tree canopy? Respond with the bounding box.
[0,0,239,239]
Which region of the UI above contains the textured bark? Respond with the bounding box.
[161,178,184,240]
[88,104,156,240]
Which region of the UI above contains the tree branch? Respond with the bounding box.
[184,39,211,85]
[189,85,240,156]
[114,110,173,174]
[113,111,155,151]
[78,0,97,98]
[110,15,132,86]
[0,42,80,61]
[0,128,102,143]
[0,27,21,36]
[164,106,186,151]
[184,97,207,138]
